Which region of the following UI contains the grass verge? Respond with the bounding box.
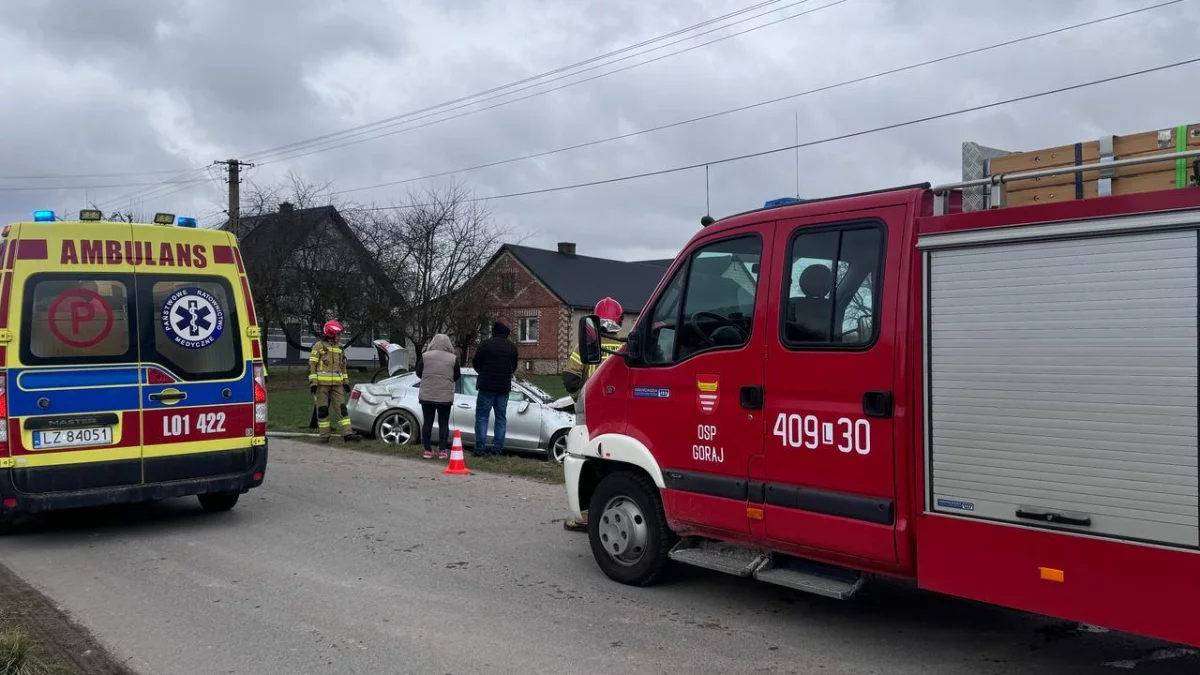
[268,385,568,484]
[305,437,566,484]
[0,563,132,675]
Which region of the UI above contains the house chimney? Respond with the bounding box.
[279,201,294,213]
[557,242,576,256]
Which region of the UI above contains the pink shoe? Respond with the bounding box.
[438,451,449,460]
[422,450,434,459]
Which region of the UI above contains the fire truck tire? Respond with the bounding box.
[588,470,672,587]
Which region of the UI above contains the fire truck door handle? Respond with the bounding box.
[740,385,764,410]
[1016,506,1092,528]
[862,391,893,419]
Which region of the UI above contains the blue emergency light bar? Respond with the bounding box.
[33,210,56,222]
[176,216,197,228]
[764,197,803,208]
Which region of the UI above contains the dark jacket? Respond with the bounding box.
[472,322,518,394]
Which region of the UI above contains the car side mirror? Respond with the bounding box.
[578,315,602,365]
[517,400,531,414]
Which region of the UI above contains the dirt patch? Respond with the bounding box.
[0,563,135,675]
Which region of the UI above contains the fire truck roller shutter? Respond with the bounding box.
[923,222,1199,548]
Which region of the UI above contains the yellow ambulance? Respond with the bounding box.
[0,209,268,524]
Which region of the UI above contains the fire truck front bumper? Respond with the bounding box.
[563,426,589,519]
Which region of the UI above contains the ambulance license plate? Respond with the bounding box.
[33,427,113,450]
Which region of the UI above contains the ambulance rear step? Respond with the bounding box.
[668,538,866,599]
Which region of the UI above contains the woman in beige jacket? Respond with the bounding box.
[415,334,461,459]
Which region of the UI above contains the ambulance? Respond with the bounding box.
[567,148,1200,648]
[0,209,268,525]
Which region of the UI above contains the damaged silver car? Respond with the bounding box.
[347,368,576,463]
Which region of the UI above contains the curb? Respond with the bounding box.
[267,431,321,438]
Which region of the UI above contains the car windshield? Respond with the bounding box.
[517,379,553,402]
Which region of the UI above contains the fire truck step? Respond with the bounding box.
[668,538,769,577]
[753,557,866,600]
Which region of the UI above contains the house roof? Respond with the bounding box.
[502,244,669,312]
[237,204,405,306]
[237,205,340,255]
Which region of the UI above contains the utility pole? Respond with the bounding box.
[214,158,254,239]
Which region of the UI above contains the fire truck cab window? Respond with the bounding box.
[783,225,882,348]
[645,236,762,364]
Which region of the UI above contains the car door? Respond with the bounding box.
[136,272,254,482]
[8,227,143,493]
[504,386,542,450]
[624,231,769,535]
[451,374,479,444]
[762,205,906,564]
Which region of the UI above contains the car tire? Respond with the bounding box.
[198,492,239,513]
[376,409,418,446]
[588,470,672,587]
[546,430,569,464]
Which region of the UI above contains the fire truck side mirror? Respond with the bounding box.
[578,315,602,365]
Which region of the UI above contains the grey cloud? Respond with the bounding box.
[1,0,1198,263]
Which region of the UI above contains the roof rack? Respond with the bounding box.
[931,148,1200,216]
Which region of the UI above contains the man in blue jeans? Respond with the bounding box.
[471,321,519,456]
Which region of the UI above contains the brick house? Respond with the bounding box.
[476,242,671,375]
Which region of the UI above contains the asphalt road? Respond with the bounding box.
[2,440,1197,675]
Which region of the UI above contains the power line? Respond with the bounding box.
[79,0,811,205]
[343,55,1200,213]
[333,0,1179,197]
[0,178,208,192]
[243,0,797,162]
[251,0,848,166]
[0,168,195,181]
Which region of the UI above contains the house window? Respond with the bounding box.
[518,316,539,343]
[500,273,515,294]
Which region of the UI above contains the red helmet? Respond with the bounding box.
[595,297,623,334]
[323,320,344,340]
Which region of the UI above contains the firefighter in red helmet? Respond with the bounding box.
[561,297,625,532]
[310,319,361,443]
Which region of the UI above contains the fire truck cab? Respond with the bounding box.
[566,172,1200,647]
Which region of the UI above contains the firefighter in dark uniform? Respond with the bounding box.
[562,297,625,532]
[310,319,361,443]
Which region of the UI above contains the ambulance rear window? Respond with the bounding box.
[23,275,135,364]
[141,278,241,381]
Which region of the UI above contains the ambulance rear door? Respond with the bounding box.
[7,223,144,493]
[135,227,255,483]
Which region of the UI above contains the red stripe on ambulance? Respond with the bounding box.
[9,411,141,456]
[142,404,254,446]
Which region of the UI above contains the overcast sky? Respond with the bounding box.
[0,0,1195,261]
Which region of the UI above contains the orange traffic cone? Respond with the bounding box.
[442,430,471,476]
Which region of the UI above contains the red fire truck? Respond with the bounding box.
[565,148,1200,648]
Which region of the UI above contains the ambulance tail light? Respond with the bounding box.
[0,373,9,448]
[253,363,268,437]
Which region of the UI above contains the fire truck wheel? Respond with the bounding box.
[588,470,671,587]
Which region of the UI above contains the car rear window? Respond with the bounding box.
[23,274,135,364]
[141,278,241,381]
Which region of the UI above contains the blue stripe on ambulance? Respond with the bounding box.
[17,366,142,390]
[140,363,255,409]
[9,368,140,416]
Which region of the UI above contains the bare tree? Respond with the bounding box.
[231,175,509,361]
[379,181,511,355]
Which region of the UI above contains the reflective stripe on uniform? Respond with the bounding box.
[318,421,331,428]
[338,419,351,427]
